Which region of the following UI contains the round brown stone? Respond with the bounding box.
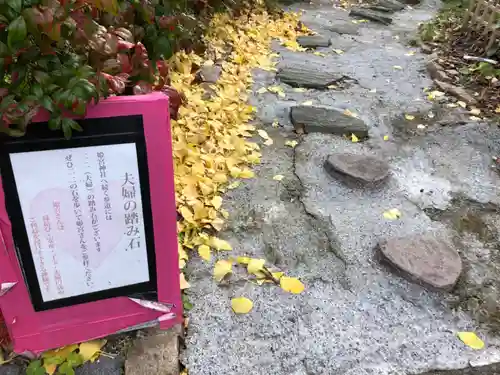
[379,233,462,290]
[324,153,389,184]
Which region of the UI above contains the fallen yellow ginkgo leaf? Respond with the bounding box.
[285,140,298,148]
[268,85,286,98]
[301,100,313,106]
[280,276,305,294]
[248,258,265,274]
[333,49,344,54]
[383,135,389,141]
[198,245,211,261]
[256,87,268,94]
[43,363,57,375]
[227,181,241,190]
[393,65,403,70]
[383,208,401,220]
[405,114,415,120]
[273,174,284,181]
[213,259,233,282]
[351,134,359,143]
[293,88,307,92]
[237,256,251,264]
[79,340,107,363]
[210,237,233,251]
[211,196,222,210]
[457,332,485,350]
[231,297,254,314]
[239,169,255,178]
[257,129,270,140]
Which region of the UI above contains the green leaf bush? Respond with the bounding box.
[0,0,189,138]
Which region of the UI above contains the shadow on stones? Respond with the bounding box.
[390,106,468,141]
[424,195,500,333]
[419,362,500,375]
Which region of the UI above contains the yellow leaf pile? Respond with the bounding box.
[170,10,308,265]
[213,256,305,294]
[36,340,107,375]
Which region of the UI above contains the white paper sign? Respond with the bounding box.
[10,143,151,302]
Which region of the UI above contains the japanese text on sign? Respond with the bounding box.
[10,143,151,302]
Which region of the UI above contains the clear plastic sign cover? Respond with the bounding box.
[10,143,150,302]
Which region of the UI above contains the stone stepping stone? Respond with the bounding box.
[324,153,389,184]
[195,65,222,84]
[125,327,180,375]
[349,8,393,25]
[434,79,478,105]
[427,60,451,82]
[277,66,344,89]
[399,0,421,4]
[367,5,396,12]
[290,106,369,137]
[297,35,331,48]
[379,234,462,291]
[328,23,360,35]
[375,0,405,11]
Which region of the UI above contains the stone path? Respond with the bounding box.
[182,0,500,374]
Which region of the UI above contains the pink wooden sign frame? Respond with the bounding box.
[0,93,181,354]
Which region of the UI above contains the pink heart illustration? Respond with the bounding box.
[28,179,134,269]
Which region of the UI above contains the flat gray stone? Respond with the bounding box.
[379,234,462,291]
[367,5,396,12]
[427,61,450,82]
[434,79,478,105]
[196,65,222,84]
[350,8,393,25]
[420,43,434,54]
[376,0,405,10]
[325,153,389,183]
[290,106,369,138]
[328,23,360,35]
[277,66,343,88]
[297,35,331,48]
[125,327,180,375]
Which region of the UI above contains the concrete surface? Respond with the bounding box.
[182,0,500,373]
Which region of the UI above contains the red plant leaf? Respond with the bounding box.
[157,16,177,29]
[117,40,135,51]
[161,85,184,120]
[118,54,132,73]
[156,60,169,77]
